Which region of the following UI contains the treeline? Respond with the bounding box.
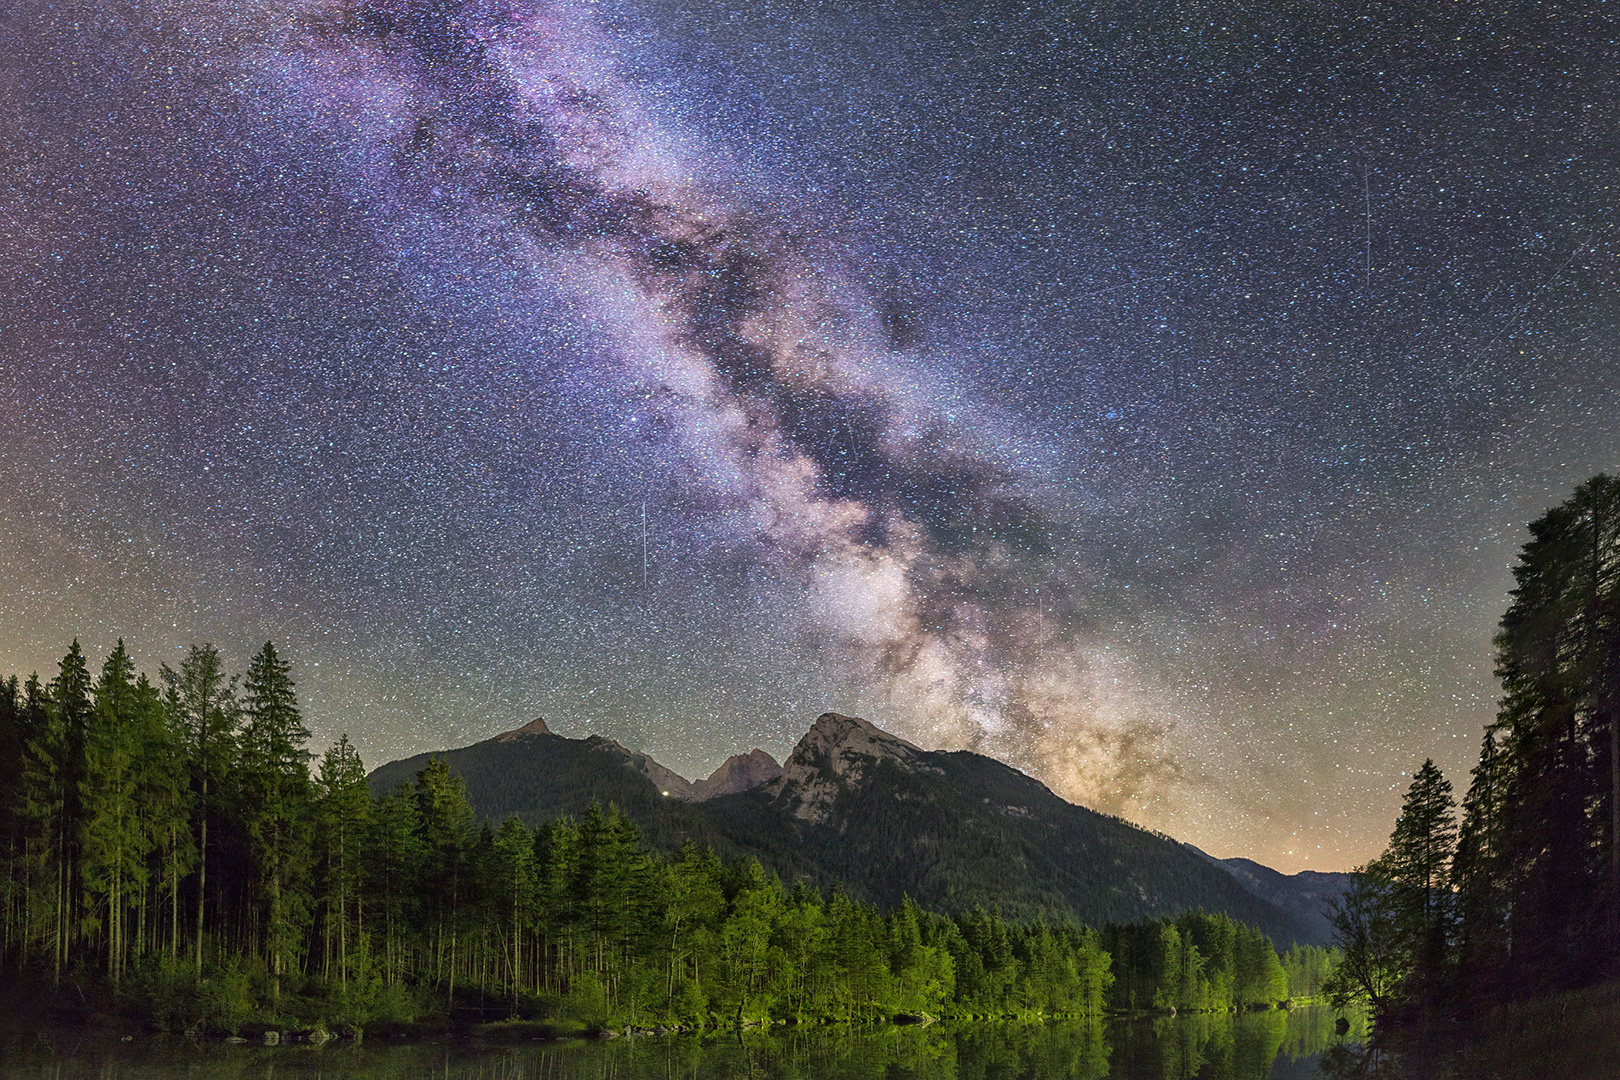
[1102,913,1291,1012]
[0,638,1316,1033]
[1328,474,1620,1022]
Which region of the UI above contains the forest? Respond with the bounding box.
[1326,473,1620,1024]
[0,639,1329,1035]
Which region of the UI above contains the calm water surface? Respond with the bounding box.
[1,1007,1370,1080]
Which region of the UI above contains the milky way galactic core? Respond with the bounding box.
[4,0,1619,871]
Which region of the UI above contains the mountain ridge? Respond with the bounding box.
[367,712,1326,945]
[1195,851,1355,945]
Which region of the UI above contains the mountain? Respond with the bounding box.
[691,748,783,800]
[700,714,1318,944]
[367,712,1324,945]
[495,716,552,739]
[1207,855,1355,945]
[367,722,738,852]
[752,712,930,823]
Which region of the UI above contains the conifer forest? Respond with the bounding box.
[0,640,1322,1035]
[1325,473,1620,1025]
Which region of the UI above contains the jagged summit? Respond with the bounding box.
[484,712,911,811]
[764,712,938,823]
[495,716,552,740]
[692,748,783,800]
[796,712,924,760]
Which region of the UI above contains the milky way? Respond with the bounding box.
[4,0,1620,870]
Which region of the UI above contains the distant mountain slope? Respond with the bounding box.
[366,725,738,853]
[1208,855,1355,945]
[368,712,1323,945]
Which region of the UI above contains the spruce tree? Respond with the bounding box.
[161,644,237,976]
[81,642,150,982]
[1452,728,1507,1010]
[314,735,370,988]
[239,642,313,998]
[1487,474,1620,994]
[487,816,537,1011]
[1386,759,1457,993]
[22,643,94,979]
[0,674,23,957]
[414,758,476,1005]
[1326,759,1456,1017]
[367,781,423,987]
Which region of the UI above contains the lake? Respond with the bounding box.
[0,1006,1388,1080]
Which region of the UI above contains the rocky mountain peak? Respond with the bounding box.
[791,712,925,767]
[691,748,783,800]
[766,712,936,823]
[494,716,552,741]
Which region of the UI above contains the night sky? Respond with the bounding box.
[3,0,1618,873]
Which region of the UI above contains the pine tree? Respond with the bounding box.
[414,758,475,1006]
[1386,758,1456,1003]
[136,676,193,964]
[487,816,537,1012]
[367,780,423,987]
[659,842,724,1010]
[314,735,371,989]
[239,642,314,999]
[1326,759,1456,1017]
[21,643,94,979]
[1486,474,1620,994]
[162,644,238,976]
[1452,728,1507,1010]
[81,642,152,982]
[0,674,25,958]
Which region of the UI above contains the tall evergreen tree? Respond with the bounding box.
[367,780,423,986]
[314,735,371,989]
[239,642,313,998]
[1487,474,1620,993]
[1326,760,1456,1017]
[1385,758,1456,1006]
[486,815,537,1011]
[1451,728,1507,1009]
[0,674,24,960]
[21,643,94,979]
[161,644,238,976]
[81,642,152,982]
[5,675,47,961]
[414,758,476,1006]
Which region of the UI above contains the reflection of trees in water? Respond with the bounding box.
[1110,1010,1286,1080]
[1317,1041,1459,1080]
[1315,1026,1489,1080]
[0,1009,1369,1080]
[1279,1004,1370,1060]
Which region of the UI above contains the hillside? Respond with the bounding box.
[366,725,740,854]
[1209,855,1355,945]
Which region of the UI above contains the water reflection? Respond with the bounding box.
[0,1006,1368,1080]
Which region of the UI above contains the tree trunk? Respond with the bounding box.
[195,809,206,977]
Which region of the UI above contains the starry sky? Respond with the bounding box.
[3,0,1618,873]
